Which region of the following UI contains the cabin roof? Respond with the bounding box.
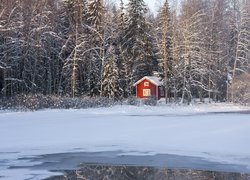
[133,76,163,86]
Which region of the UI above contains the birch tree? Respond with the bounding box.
[0,0,25,96]
[60,0,89,97]
[230,0,250,102]
[178,0,208,104]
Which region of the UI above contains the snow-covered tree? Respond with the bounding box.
[101,46,121,100]
[60,0,90,97]
[85,0,105,96]
[206,0,229,102]
[178,0,209,104]
[156,0,173,103]
[0,0,26,96]
[115,0,130,98]
[124,0,154,95]
[0,0,249,105]
[88,0,104,30]
[230,0,250,103]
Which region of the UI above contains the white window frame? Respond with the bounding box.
[143,89,151,97]
[144,82,149,87]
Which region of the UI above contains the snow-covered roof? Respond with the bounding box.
[133,76,163,86]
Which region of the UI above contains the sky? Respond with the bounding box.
[116,0,164,13]
[114,0,181,14]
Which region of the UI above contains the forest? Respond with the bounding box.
[0,0,249,105]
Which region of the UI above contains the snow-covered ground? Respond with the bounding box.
[0,103,250,179]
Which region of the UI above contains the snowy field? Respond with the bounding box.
[0,103,250,179]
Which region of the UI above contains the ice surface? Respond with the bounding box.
[0,103,250,179]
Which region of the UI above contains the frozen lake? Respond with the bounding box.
[0,103,250,179]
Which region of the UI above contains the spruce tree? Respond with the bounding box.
[88,0,104,31]
[87,0,105,96]
[116,0,129,98]
[101,46,121,100]
[156,0,173,103]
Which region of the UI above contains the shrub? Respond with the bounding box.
[127,96,140,106]
[229,73,250,104]
[143,96,157,106]
[0,94,115,111]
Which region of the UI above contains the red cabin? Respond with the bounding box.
[133,76,165,100]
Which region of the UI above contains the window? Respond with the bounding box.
[143,89,151,97]
[144,82,149,87]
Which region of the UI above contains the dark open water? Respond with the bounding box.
[9,150,250,180]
